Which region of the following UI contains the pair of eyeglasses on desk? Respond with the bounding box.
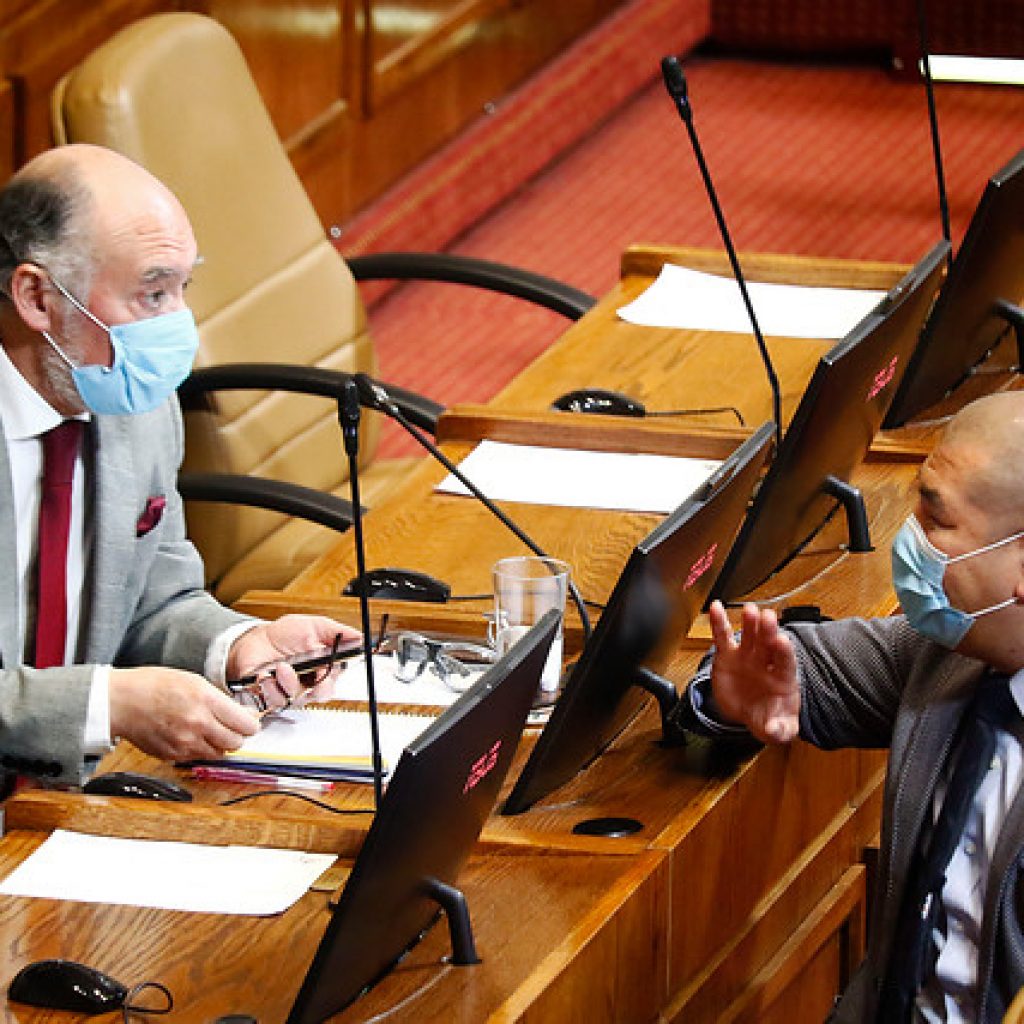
[382,632,496,692]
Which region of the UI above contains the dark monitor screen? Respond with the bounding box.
[709,241,949,604]
[884,147,1024,427]
[287,610,559,1024]
[501,423,773,815]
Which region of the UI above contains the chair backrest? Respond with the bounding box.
[51,12,380,589]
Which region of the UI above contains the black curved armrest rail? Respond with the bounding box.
[177,472,359,532]
[346,252,597,321]
[178,364,444,435]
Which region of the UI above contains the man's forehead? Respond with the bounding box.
[918,444,972,501]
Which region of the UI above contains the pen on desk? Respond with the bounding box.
[191,767,335,793]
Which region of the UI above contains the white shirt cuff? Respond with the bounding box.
[84,665,113,755]
[205,619,263,689]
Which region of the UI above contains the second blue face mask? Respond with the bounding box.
[43,276,199,416]
[891,514,1021,648]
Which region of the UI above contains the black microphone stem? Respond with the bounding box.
[916,0,953,267]
[661,55,783,450]
[367,388,592,642]
[341,380,384,810]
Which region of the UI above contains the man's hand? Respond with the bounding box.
[226,615,361,709]
[707,600,800,744]
[109,667,259,762]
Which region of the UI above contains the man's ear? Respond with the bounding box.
[8,263,55,333]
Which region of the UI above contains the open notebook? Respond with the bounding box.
[187,708,437,783]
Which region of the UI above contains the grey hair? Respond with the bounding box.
[0,169,92,302]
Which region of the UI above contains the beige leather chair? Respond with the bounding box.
[51,13,593,605]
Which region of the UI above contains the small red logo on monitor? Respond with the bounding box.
[684,543,718,590]
[867,355,899,401]
[463,740,502,794]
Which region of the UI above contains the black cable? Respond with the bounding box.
[219,790,374,814]
[122,981,173,1021]
[646,405,745,425]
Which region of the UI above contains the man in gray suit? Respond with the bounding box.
[0,143,357,787]
[681,391,1024,1022]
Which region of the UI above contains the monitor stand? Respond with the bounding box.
[635,666,688,746]
[822,475,872,553]
[424,878,481,966]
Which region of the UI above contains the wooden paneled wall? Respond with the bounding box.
[0,0,626,231]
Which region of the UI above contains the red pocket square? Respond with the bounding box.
[136,496,166,537]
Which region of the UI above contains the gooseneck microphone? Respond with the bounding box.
[916,0,953,266]
[353,373,593,643]
[341,379,385,810]
[660,55,783,450]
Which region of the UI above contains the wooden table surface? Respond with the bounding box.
[1,245,996,1023]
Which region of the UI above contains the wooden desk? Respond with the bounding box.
[491,246,908,429]
[0,248,959,1022]
[0,814,669,1024]
[219,247,922,1019]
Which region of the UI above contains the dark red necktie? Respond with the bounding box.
[32,419,84,669]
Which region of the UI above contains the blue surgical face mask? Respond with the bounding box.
[891,514,1023,648]
[42,276,199,416]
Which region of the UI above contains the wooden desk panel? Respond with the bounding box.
[0,829,667,1024]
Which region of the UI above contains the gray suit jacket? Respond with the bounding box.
[0,399,248,785]
[787,615,1024,1024]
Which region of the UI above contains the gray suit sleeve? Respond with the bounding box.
[790,615,921,749]
[0,666,92,785]
[677,615,921,752]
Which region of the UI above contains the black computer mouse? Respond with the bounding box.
[550,388,647,417]
[9,958,128,1014]
[343,567,451,603]
[82,771,193,803]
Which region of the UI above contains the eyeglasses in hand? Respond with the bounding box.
[226,632,364,716]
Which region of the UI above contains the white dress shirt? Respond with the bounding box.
[0,345,109,752]
[915,669,1024,1023]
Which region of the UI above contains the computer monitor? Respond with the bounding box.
[287,610,559,1024]
[501,423,773,816]
[884,148,1024,427]
[708,241,949,604]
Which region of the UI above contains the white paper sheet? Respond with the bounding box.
[617,263,885,339]
[435,440,721,514]
[0,830,335,916]
[927,55,1024,85]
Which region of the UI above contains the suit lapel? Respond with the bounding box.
[83,415,136,662]
[0,419,20,667]
[880,667,975,965]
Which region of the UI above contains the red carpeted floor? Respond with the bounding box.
[363,55,1024,454]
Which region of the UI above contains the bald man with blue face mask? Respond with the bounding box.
[676,390,1024,1024]
[0,144,359,786]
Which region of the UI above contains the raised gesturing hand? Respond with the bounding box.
[707,600,800,744]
